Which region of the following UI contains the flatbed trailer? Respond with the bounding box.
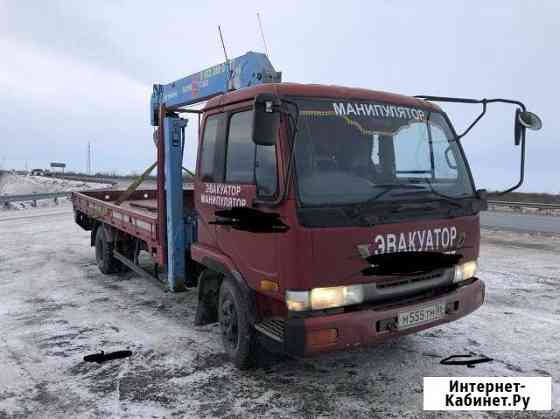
[72,188,196,273]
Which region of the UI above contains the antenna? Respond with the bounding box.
[218,25,229,63]
[256,12,270,57]
[218,25,234,90]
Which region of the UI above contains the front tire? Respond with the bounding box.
[218,279,257,369]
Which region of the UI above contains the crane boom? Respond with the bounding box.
[151,51,281,126]
[149,51,280,290]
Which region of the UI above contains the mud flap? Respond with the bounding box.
[194,270,220,326]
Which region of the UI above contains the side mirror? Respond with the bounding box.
[444,146,457,170]
[253,93,280,146]
[514,109,542,145]
[519,111,543,130]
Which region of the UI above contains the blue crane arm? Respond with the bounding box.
[150,51,280,290]
[150,51,281,126]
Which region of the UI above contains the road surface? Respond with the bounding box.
[0,206,558,418]
[481,211,560,234]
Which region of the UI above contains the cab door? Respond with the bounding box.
[196,106,280,290]
[194,110,225,248]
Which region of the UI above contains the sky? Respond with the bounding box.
[0,0,558,193]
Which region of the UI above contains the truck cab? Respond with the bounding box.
[191,83,485,366]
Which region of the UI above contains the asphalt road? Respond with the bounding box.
[481,211,560,234]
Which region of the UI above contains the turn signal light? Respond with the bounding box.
[260,279,279,293]
[453,260,478,283]
[306,329,338,347]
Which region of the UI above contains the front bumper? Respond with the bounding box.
[281,278,484,357]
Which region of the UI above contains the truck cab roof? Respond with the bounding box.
[204,82,442,113]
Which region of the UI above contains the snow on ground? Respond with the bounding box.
[0,209,558,418]
[0,173,108,195]
[0,173,111,211]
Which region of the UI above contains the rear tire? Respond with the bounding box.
[114,238,137,273]
[218,279,257,369]
[95,226,120,274]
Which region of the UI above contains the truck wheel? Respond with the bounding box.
[95,226,120,274]
[218,279,257,369]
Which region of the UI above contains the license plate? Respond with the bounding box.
[398,302,446,329]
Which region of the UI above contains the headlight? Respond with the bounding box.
[286,290,310,312]
[311,285,364,310]
[453,260,478,283]
[286,285,364,311]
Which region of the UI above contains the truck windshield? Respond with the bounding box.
[293,98,474,207]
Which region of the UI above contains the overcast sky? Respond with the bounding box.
[0,1,557,192]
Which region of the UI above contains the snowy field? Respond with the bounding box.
[0,173,111,211]
[0,208,558,418]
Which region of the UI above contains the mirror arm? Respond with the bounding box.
[415,96,527,140]
[497,126,526,195]
[415,95,530,195]
[457,101,486,139]
[415,95,527,112]
[484,98,526,112]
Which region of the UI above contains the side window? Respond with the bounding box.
[255,144,277,196]
[200,115,220,181]
[225,110,255,183]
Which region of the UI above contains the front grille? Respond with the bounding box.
[376,272,442,289]
[254,318,284,342]
[369,285,455,311]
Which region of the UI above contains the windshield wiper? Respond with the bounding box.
[345,183,428,226]
[392,179,466,208]
[363,183,427,204]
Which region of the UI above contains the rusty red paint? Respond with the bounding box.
[204,83,443,113]
[72,191,165,265]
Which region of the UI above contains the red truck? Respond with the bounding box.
[72,52,541,368]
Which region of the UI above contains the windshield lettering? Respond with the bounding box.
[332,101,425,121]
[293,98,474,207]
